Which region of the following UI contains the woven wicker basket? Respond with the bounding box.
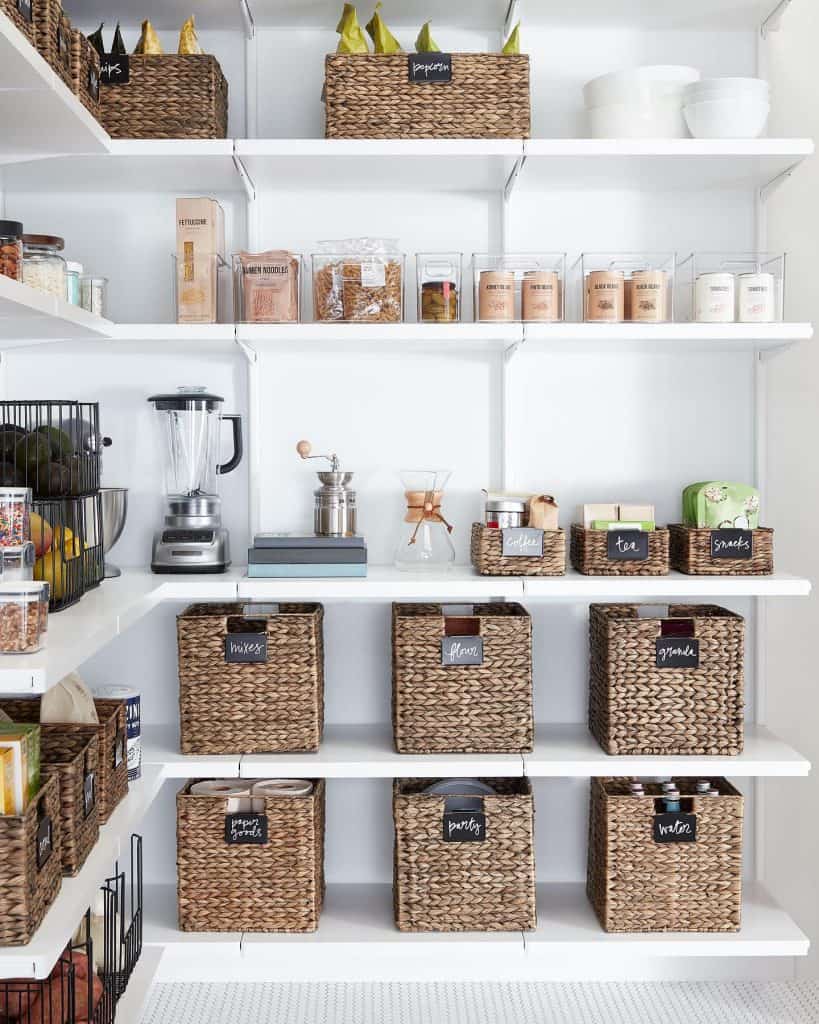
[587,777,743,933]
[0,774,62,945]
[471,522,566,576]
[1,0,35,45]
[70,29,100,119]
[393,777,536,932]
[177,603,324,755]
[40,725,100,877]
[669,524,774,575]
[98,54,228,139]
[589,603,745,756]
[177,778,325,933]
[324,53,530,139]
[392,602,533,754]
[33,0,72,92]
[570,524,670,576]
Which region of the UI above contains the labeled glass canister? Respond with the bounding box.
[65,261,83,306]
[695,272,735,322]
[22,234,67,300]
[417,252,461,323]
[0,220,23,283]
[0,487,32,547]
[521,270,561,322]
[80,275,108,317]
[737,272,776,323]
[585,270,625,322]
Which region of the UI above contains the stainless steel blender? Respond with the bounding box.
[148,387,243,573]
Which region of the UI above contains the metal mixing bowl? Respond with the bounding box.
[100,487,128,578]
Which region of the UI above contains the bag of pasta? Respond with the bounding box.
[312,238,404,323]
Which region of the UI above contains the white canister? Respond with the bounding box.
[93,684,141,781]
[737,272,775,323]
[695,272,735,323]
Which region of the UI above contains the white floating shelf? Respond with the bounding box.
[239,322,521,353]
[0,276,113,345]
[522,569,811,598]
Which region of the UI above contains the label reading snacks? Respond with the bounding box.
[655,637,700,669]
[408,53,453,82]
[83,772,96,818]
[36,816,53,869]
[225,812,268,845]
[225,633,268,664]
[16,0,32,23]
[443,810,486,842]
[653,812,697,844]
[100,54,130,85]
[606,529,649,561]
[441,636,484,666]
[710,528,753,560]
[502,527,544,557]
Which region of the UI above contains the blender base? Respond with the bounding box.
[151,563,230,574]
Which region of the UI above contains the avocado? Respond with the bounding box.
[34,425,74,459]
[40,462,71,497]
[0,461,24,486]
[15,433,52,469]
[0,426,26,459]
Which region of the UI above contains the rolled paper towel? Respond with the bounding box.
[251,779,313,798]
[190,779,253,814]
[42,671,99,724]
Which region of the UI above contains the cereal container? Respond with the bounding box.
[0,488,32,548]
[0,582,48,654]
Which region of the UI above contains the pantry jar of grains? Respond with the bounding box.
[22,234,67,300]
[0,221,23,283]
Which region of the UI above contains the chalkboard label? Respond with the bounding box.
[83,772,96,818]
[225,633,268,663]
[653,812,697,844]
[656,637,700,669]
[502,527,544,558]
[225,812,268,845]
[710,529,753,560]
[443,810,486,842]
[16,0,32,23]
[607,529,649,561]
[36,816,53,869]
[408,53,453,83]
[87,64,100,101]
[441,636,484,666]
[114,729,125,769]
[100,54,130,85]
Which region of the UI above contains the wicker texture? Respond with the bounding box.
[98,54,228,139]
[1,0,35,45]
[589,603,745,756]
[571,524,670,576]
[177,603,324,755]
[177,778,325,933]
[393,777,536,932]
[0,774,62,945]
[392,602,533,754]
[39,725,100,877]
[33,0,72,91]
[669,524,774,575]
[70,28,100,118]
[471,522,566,576]
[587,777,743,933]
[0,697,128,824]
[324,54,531,140]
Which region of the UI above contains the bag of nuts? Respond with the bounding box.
[312,238,404,322]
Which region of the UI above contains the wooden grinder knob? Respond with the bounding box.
[296,440,312,459]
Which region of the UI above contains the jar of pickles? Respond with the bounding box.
[0,221,23,282]
[22,234,67,300]
[417,253,461,322]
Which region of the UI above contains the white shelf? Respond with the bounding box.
[521,568,811,598]
[0,276,113,346]
[239,322,521,353]
[113,947,165,1024]
[522,321,814,354]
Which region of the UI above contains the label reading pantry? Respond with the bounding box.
[655,637,700,669]
[100,54,130,85]
[36,816,53,869]
[441,636,484,666]
[443,810,486,842]
[225,633,268,664]
[710,529,753,560]
[653,812,697,844]
[225,813,268,845]
[83,772,96,818]
[408,53,452,83]
[502,527,544,558]
[607,530,649,561]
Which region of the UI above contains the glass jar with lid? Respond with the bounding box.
[0,220,23,282]
[22,234,67,300]
[65,261,83,306]
[0,581,48,653]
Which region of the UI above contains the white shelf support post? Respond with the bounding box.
[236,336,262,541]
[761,0,794,38]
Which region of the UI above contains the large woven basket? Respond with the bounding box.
[1,0,35,45]
[392,602,533,753]
[587,777,743,933]
[33,0,72,92]
[177,603,324,755]
[589,603,745,756]
[669,524,774,575]
[0,774,62,945]
[40,725,100,877]
[177,778,325,933]
[0,698,127,824]
[324,53,530,139]
[471,522,566,576]
[98,54,228,139]
[70,28,100,119]
[571,525,670,576]
[393,777,536,932]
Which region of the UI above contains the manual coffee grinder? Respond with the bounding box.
[296,440,357,537]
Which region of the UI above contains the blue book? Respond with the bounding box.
[253,533,366,549]
[247,563,368,578]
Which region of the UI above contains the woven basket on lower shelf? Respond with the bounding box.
[393,777,536,932]
[1,0,35,45]
[98,54,228,139]
[70,28,100,119]
[33,0,72,92]
[324,53,530,139]
[589,603,745,756]
[471,522,566,576]
[392,602,533,753]
[177,778,325,933]
[570,524,670,576]
[669,524,774,575]
[0,774,62,945]
[587,776,743,933]
[177,602,324,754]
[40,724,100,877]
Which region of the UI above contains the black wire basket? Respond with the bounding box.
[32,495,104,612]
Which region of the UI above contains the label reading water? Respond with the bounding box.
[36,816,53,869]
[100,54,130,85]
[443,810,486,842]
[653,812,697,844]
[83,772,96,818]
[710,529,753,560]
[655,637,700,669]
[606,530,649,561]
[225,633,268,663]
[441,636,484,666]
[225,812,268,845]
[408,53,452,83]
[501,527,544,558]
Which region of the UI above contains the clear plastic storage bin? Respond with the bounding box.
[173,253,229,325]
[677,253,785,323]
[233,251,302,323]
[312,247,405,323]
[416,253,462,323]
[473,254,565,323]
[576,253,676,323]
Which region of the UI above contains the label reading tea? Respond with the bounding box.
[441,636,484,666]
[443,810,486,842]
[607,530,649,561]
[710,529,753,560]
[656,637,700,669]
[225,633,268,664]
[653,812,697,844]
[83,772,96,818]
[16,0,32,23]
[225,812,268,845]
[36,816,53,869]
[100,54,130,85]
[408,53,453,83]
[502,527,544,558]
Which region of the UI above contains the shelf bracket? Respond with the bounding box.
[235,332,257,365]
[501,155,526,252]
[761,0,793,38]
[503,155,526,204]
[232,153,257,202]
[238,0,256,39]
[759,162,801,203]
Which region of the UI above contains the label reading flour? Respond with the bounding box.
[441,636,484,666]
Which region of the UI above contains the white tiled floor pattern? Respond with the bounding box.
[142,981,819,1023]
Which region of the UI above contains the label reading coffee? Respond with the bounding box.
[83,772,96,818]
[607,529,649,561]
[408,53,452,83]
[443,810,486,842]
[225,633,268,663]
[36,816,53,869]
[502,527,544,558]
[441,636,484,666]
[710,529,753,560]
[655,637,700,669]
[100,54,130,85]
[653,812,697,844]
[225,812,268,845]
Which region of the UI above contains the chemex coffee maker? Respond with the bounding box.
[296,440,357,536]
[148,387,243,573]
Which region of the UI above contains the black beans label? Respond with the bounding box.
[408,53,452,83]
[36,816,53,869]
[443,810,486,842]
[653,812,697,844]
[100,54,130,85]
[83,772,96,818]
[656,637,700,669]
[607,529,649,561]
[502,527,544,558]
[225,633,268,663]
[16,0,32,23]
[710,529,753,560]
[441,636,484,666]
[225,812,268,845]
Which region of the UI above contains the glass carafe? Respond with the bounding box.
[395,470,455,572]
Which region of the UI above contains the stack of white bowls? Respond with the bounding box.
[583,66,701,138]
[683,78,770,138]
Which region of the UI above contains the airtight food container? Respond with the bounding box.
[0,581,48,653]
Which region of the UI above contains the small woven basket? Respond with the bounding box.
[589,603,745,756]
[1,0,35,45]
[177,602,324,755]
[392,602,533,753]
[70,29,100,118]
[570,525,670,576]
[669,524,774,575]
[324,53,530,139]
[98,54,228,139]
[587,777,743,933]
[177,778,325,933]
[40,725,100,877]
[471,522,566,576]
[33,0,72,92]
[393,777,536,932]
[0,774,62,945]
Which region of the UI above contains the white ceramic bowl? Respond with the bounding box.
[587,100,689,139]
[685,79,769,105]
[683,98,770,139]
[583,65,700,110]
